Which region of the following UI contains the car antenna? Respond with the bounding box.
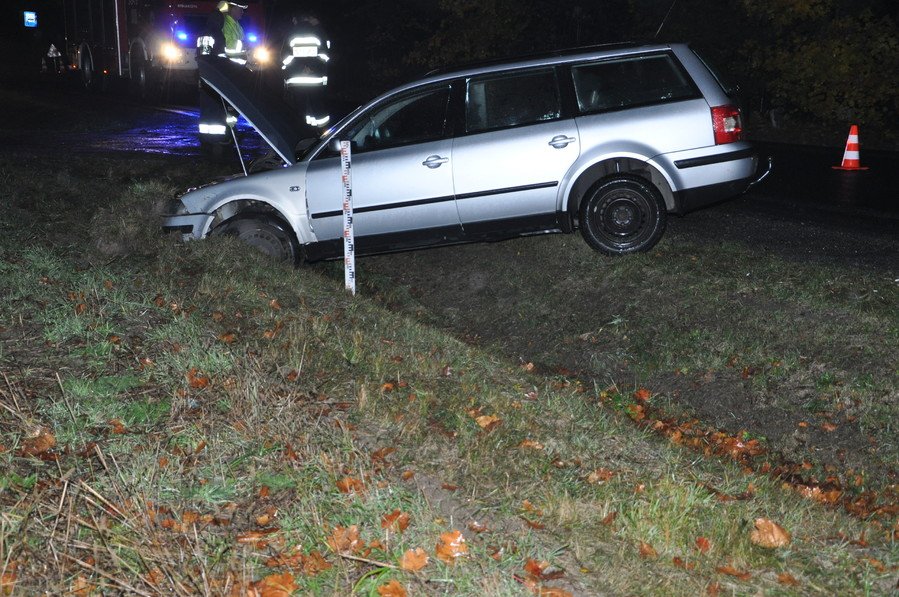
[654,0,678,39]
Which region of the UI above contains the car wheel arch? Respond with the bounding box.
[563,157,676,230]
[198,197,305,244]
[210,210,304,265]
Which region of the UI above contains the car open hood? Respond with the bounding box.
[198,55,315,166]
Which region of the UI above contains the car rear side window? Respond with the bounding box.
[465,68,561,133]
[571,53,700,115]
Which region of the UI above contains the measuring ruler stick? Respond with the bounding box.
[340,141,356,295]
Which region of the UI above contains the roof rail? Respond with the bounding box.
[423,41,660,77]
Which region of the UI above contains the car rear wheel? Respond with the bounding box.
[211,214,302,265]
[579,176,666,255]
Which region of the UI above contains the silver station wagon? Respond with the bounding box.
[164,43,770,262]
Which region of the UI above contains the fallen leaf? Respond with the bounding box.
[634,388,651,402]
[638,542,658,559]
[628,403,645,421]
[715,565,751,581]
[21,427,56,457]
[336,477,365,494]
[521,500,543,516]
[821,421,838,432]
[401,470,415,481]
[524,559,565,581]
[435,530,468,565]
[475,415,501,431]
[524,559,550,579]
[0,570,17,596]
[749,518,791,549]
[518,439,544,450]
[236,528,279,547]
[371,447,396,463]
[861,557,886,573]
[70,574,94,596]
[301,551,332,576]
[376,580,407,597]
[467,520,488,533]
[600,511,618,526]
[441,483,459,491]
[695,536,711,553]
[145,568,164,585]
[399,547,428,571]
[381,509,410,533]
[187,368,210,389]
[254,572,296,597]
[108,419,127,434]
[706,582,721,596]
[586,468,614,484]
[218,332,236,344]
[326,525,362,554]
[777,572,801,586]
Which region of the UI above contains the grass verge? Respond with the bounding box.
[0,153,896,596]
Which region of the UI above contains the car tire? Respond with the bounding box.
[211,214,302,265]
[79,44,95,90]
[579,176,666,255]
[130,56,153,101]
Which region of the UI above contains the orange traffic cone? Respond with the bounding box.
[832,125,869,170]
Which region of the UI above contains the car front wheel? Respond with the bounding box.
[579,176,666,255]
[211,214,302,265]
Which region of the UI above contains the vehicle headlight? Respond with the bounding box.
[252,46,271,64]
[161,42,183,62]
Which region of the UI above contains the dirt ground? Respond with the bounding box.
[359,193,898,490]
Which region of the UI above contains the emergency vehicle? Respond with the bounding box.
[61,0,270,97]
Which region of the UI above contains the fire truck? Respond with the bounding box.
[62,0,269,97]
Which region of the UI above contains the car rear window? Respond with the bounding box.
[465,68,561,133]
[571,53,700,114]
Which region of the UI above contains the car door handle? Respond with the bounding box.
[548,135,576,149]
[422,155,449,168]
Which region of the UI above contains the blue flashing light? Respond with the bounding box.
[176,31,188,41]
[247,33,258,43]
[24,11,38,28]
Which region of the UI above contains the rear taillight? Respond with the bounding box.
[711,105,743,145]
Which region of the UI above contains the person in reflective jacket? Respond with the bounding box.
[280,14,330,128]
[197,1,247,152]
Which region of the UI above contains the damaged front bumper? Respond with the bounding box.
[162,212,214,240]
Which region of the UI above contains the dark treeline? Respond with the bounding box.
[272,0,897,129]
